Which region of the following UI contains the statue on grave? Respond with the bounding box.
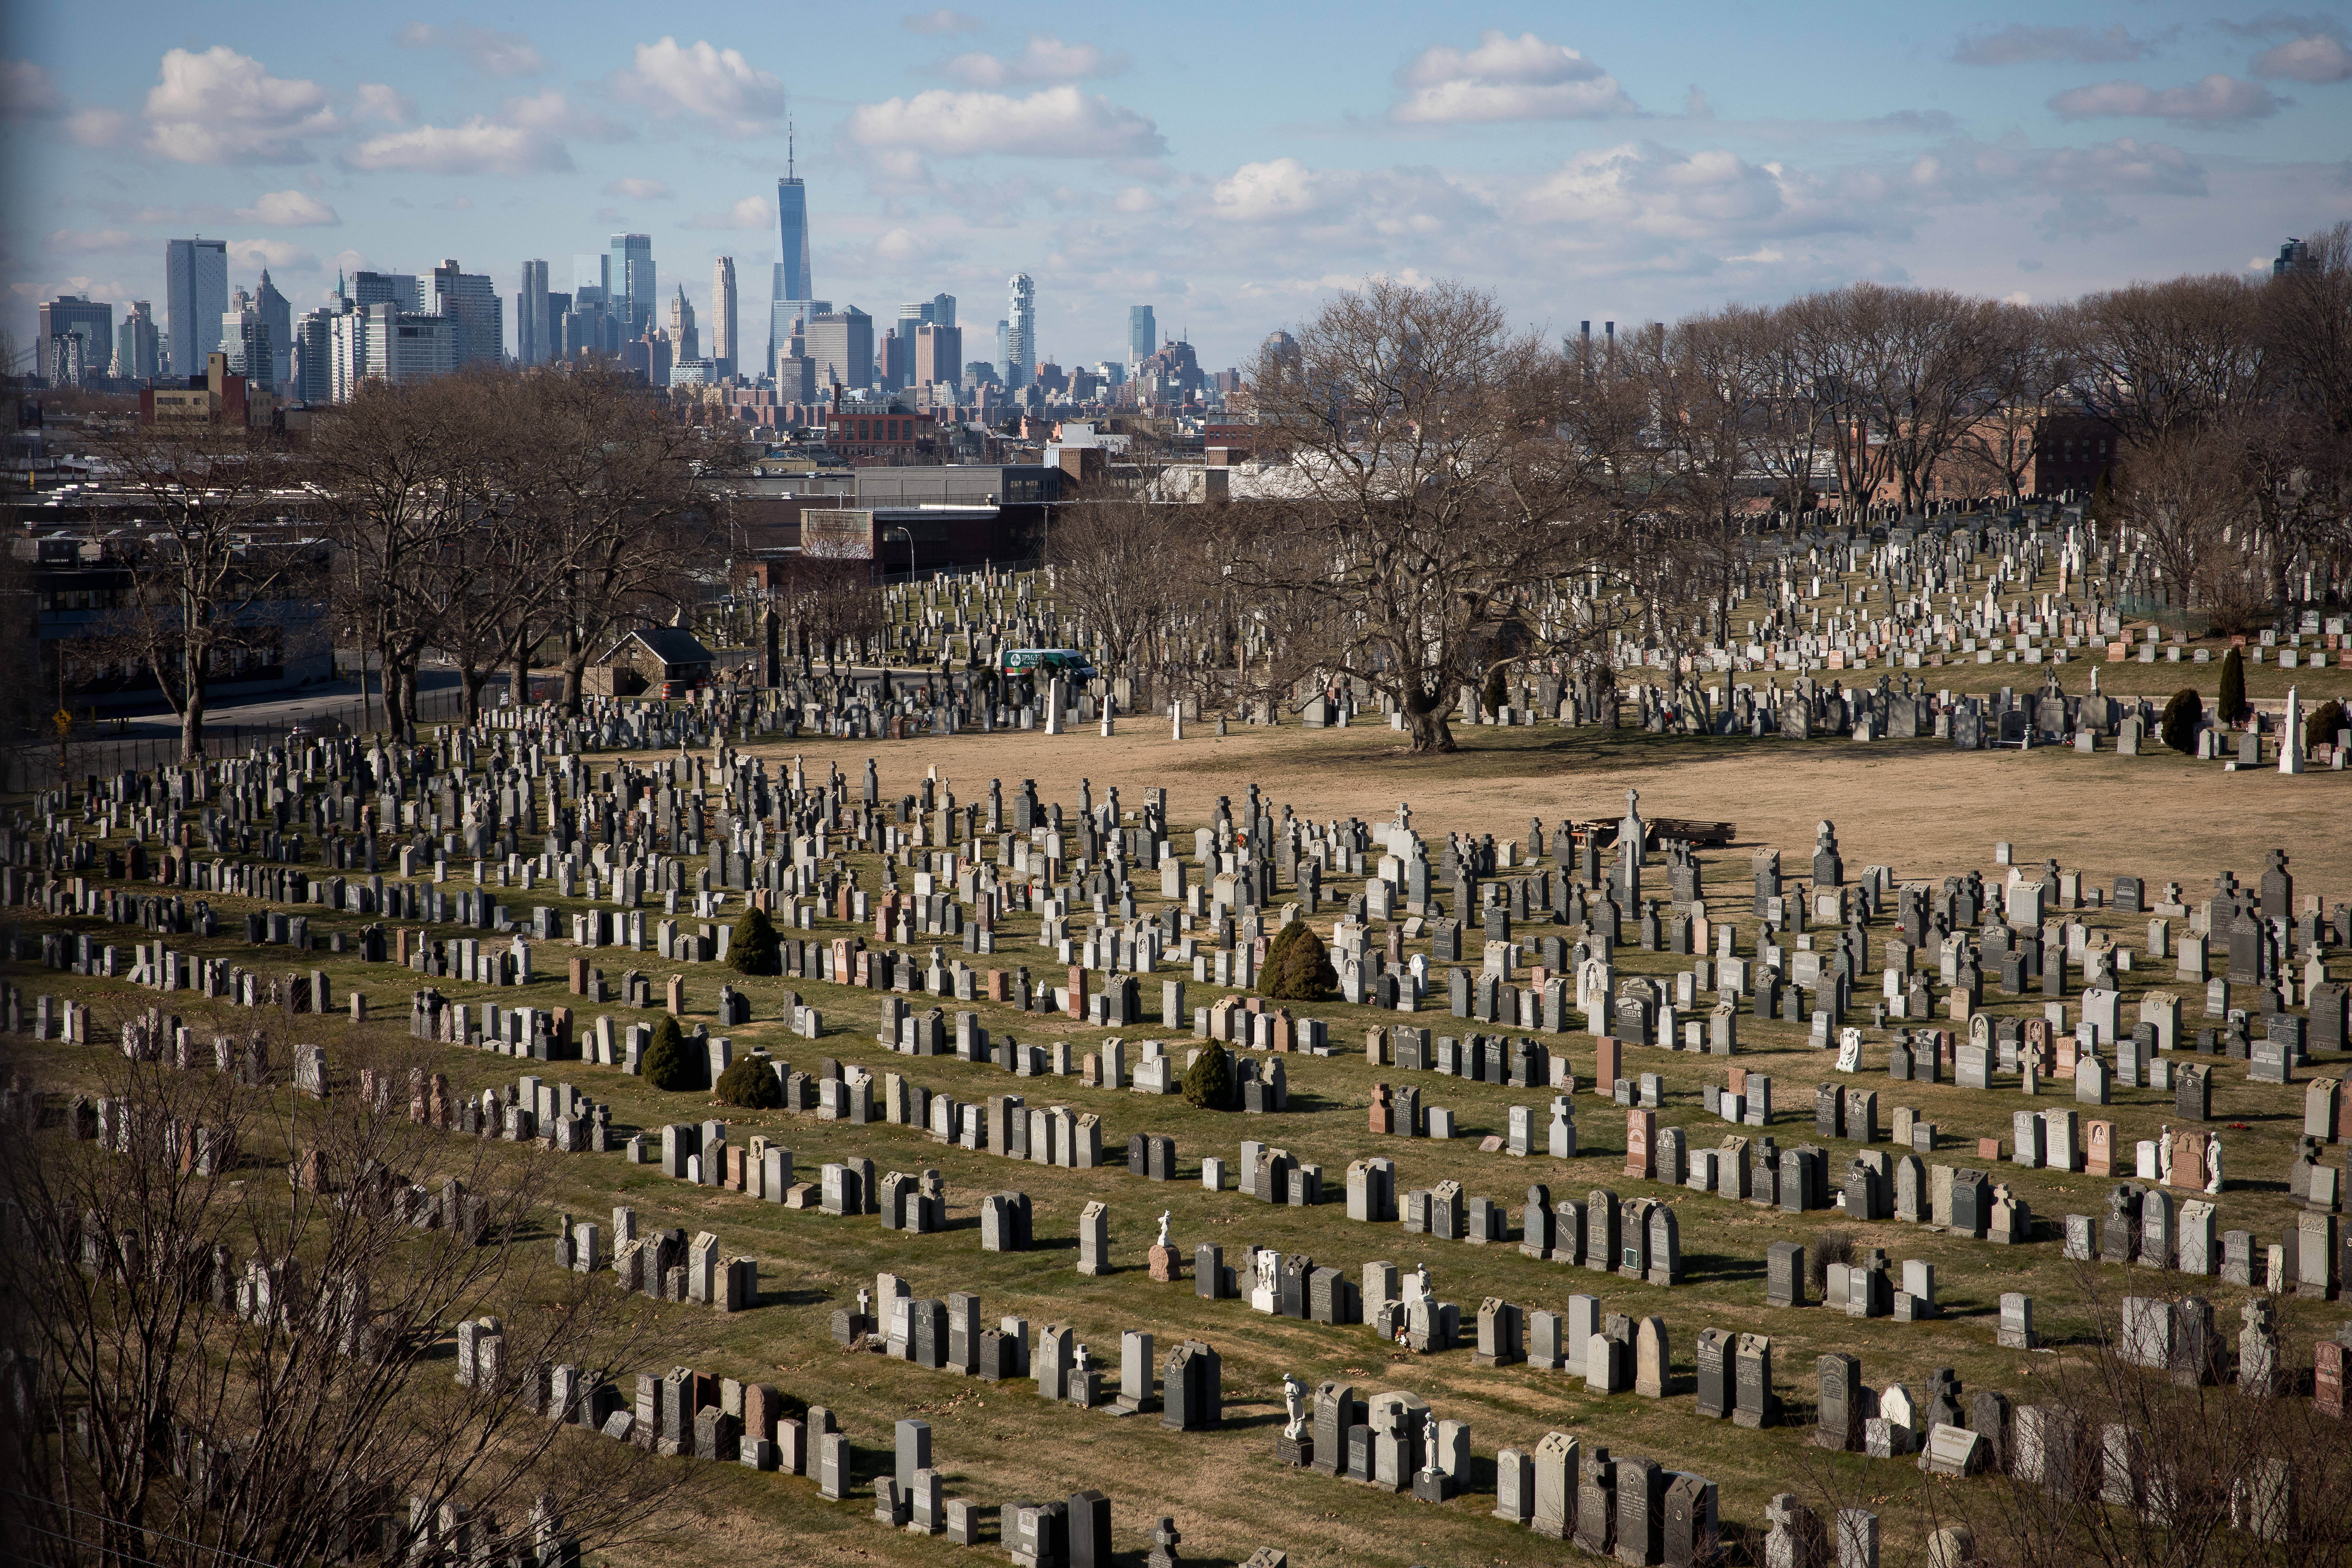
[1157,1210,1171,1248]
[1282,1372,1308,1438]
[2158,1126,2174,1185]
[1421,1412,1442,1475]
[2205,1141,2224,1195]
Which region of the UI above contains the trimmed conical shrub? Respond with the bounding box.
[1262,919,1337,1001]
[1181,1040,1233,1110]
[2218,645,2249,724]
[2161,688,2203,754]
[715,1056,784,1108]
[730,906,780,975]
[643,1015,698,1091]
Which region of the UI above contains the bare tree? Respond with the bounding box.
[502,366,727,714]
[1953,303,2074,503]
[775,535,885,673]
[1220,278,1638,754]
[0,1015,698,1568]
[1921,1271,2352,1568]
[1046,482,1199,710]
[2115,426,2251,611]
[2061,274,2270,450]
[86,417,316,762]
[304,377,488,740]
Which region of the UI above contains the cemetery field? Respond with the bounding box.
[10,718,2352,1566]
[759,721,2352,897]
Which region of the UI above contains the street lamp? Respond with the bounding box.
[890,525,916,584]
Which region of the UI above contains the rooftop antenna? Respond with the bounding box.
[788,116,795,181]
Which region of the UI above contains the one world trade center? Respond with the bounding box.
[769,133,818,379]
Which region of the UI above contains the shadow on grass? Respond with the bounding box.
[1683,1250,1767,1286]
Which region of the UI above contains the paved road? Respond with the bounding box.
[68,667,471,743]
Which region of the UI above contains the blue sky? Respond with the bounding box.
[5,1,2348,373]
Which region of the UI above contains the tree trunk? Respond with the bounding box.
[180,635,206,764]
[180,686,206,764]
[458,664,485,726]
[1404,691,1456,754]
[562,624,586,717]
[510,637,532,712]
[381,648,410,738]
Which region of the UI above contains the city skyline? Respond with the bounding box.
[6,2,2348,374]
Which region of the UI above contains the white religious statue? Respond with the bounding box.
[2158,1126,2174,1186]
[2205,1141,2224,1196]
[1282,1373,1308,1439]
[1421,1412,1442,1475]
[1156,1210,1171,1248]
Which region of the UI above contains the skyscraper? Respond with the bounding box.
[771,133,815,374]
[915,322,962,391]
[1005,274,1035,390]
[38,295,111,387]
[254,271,291,388]
[668,285,698,362]
[1127,305,1156,366]
[292,304,338,404]
[352,271,421,311]
[164,238,228,378]
[805,307,873,392]
[115,300,160,383]
[930,292,957,328]
[517,259,550,366]
[573,253,608,307]
[711,257,737,378]
[608,233,654,337]
[220,289,271,387]
[430,259,504,368]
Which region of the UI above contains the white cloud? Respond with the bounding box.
[2050,74,2282,127]
[344,119,570,175]
[1114,185,1162,213]
[234,190,340,225]
[846,85,1166,157]
[946,35,1124,87]
[64,108,133,148]
[2254,34,2352,83]
[396,22,545,77]
[902,9,986,34]
[1391,30,1636,123]
[3,59,64,119]
[873,227,962,266]
[604,176,673,200]
[500,89,629,141]
[612,37,789,135]
[142,47,338,164]
[338,89,619,176]
[683,196,772,230]
[227,238,320,272]
[1211,159,1331,221]
[1952,24,2165,67]
[1520,142,1828,236]
[355,84,413,124]
[47,228,137,252]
